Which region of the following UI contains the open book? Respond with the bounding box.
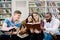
[1,27,16,32]
[25,23,41,30]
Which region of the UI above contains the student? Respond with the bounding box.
[0,10,22,40]
[17,14,33,40]
[30,12,44,40]
[43,12,60,40]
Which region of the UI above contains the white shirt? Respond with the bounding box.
[44,18,60,33]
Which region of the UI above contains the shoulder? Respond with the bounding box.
[4,18,10,23]
[16,23,22,27]
[4,18,12,24]
[53,18,59,22]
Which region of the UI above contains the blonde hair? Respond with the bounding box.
[32,12,41,23]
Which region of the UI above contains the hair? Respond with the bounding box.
[58,13,60,15]
[45,12,52,17]
[14,10,22,14]
[32,12,41,22]
[26,14,33,23]
[32,12,40,15]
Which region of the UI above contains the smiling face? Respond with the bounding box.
[12,10,22,21]
[33,13,39,22]
[13,13,21,21]
[28,16,33,23]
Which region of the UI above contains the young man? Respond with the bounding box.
[43,12,60,40]
[0,10,22,40]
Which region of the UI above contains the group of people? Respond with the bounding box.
[0,10,60,40]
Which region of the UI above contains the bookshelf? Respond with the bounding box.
[0,0,12,26]
[29,0,60,19]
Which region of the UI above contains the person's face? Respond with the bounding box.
[13,13,21,21]
[28,16,33,22]
[57,14,60,19]
[33,14,39,21]
[45,14,52,21]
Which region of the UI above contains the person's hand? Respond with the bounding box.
[8,27,15,29]
[19,26,27,35]
[5,30,13,35]
[20,26,27,31]
[49,32,57,39]
[8,26,18,34]
[49,32,56,35]
[34,29,40,34]
[30,28,34,33]
[40,27,45,30]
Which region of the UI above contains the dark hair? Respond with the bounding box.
[14,10,22,14]
[58,13,60,15]
[45,12,52,17]
[26,14,33,23]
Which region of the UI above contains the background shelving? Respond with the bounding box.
[29,0,60,18]
[0,0,12,26]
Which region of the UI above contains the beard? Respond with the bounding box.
[46,19,51,22]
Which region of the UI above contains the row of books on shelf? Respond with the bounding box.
[29,7,60,13]
[29,1,45,7]
[29,1,60,7]
[29,0,45,2]
[46,1,60,7]
[0,3,11,8]
[0,9,11,13]
[0,0,11,1]
[0,15,11,19]
[29,7,45,13]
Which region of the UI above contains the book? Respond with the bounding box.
[25,23,41,30]
[1,27,16,31]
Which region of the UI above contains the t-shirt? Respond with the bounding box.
[44,18,59,33]
[2,18,22,36]
[4,18,22,28]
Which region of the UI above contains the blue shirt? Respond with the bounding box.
[4,18,22,28]
[2,18,22,35]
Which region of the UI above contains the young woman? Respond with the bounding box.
[19,13,44,40]
[17,14,33,40]
[30,12,44,40]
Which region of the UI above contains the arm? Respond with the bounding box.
[1,19,15,31]
[2,23,15,31]
[1,23,15,35]
[1,19,16,34]
[12,26,20,34]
